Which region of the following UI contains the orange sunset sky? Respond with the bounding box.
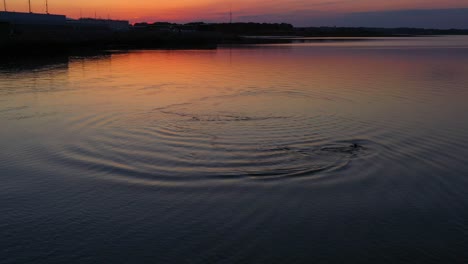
[4,0,468,27]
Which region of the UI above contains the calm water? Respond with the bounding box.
[1,36,468,263]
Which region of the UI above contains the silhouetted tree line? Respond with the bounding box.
[296,27,468,37]
[196,23,294,35]
[134,22,294,35]
[133,22,468,37]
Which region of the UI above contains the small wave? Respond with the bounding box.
[158,109,288,122]
[0,106,29,113]
[41,111,376,185]
[7,111,57,121]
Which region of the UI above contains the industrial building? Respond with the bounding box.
[0,11,129,32]
[0,10,130,50]
[0,11,66,25]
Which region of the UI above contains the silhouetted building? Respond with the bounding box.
[0,11,129,32]
[0,11,66,25]
[0,11,131,49]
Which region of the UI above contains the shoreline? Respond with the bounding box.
[1,23,468,56]
[0,34,463,57]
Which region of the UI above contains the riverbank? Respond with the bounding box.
[1,20,468,56]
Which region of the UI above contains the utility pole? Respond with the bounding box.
[45,0,48,14]
[28,0,32,13]
[3,0,7,12]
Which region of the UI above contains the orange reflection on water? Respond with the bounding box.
[56,43,466,125]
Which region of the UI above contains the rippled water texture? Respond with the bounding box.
[1,37,468,263]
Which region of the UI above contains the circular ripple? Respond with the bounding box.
[41,108,378,186]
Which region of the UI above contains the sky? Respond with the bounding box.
[3,0,468,28]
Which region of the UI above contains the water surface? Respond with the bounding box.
[1,36,468,263]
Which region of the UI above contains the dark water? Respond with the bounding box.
[1,36,468,263]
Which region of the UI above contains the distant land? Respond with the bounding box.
[1,11,467,55]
